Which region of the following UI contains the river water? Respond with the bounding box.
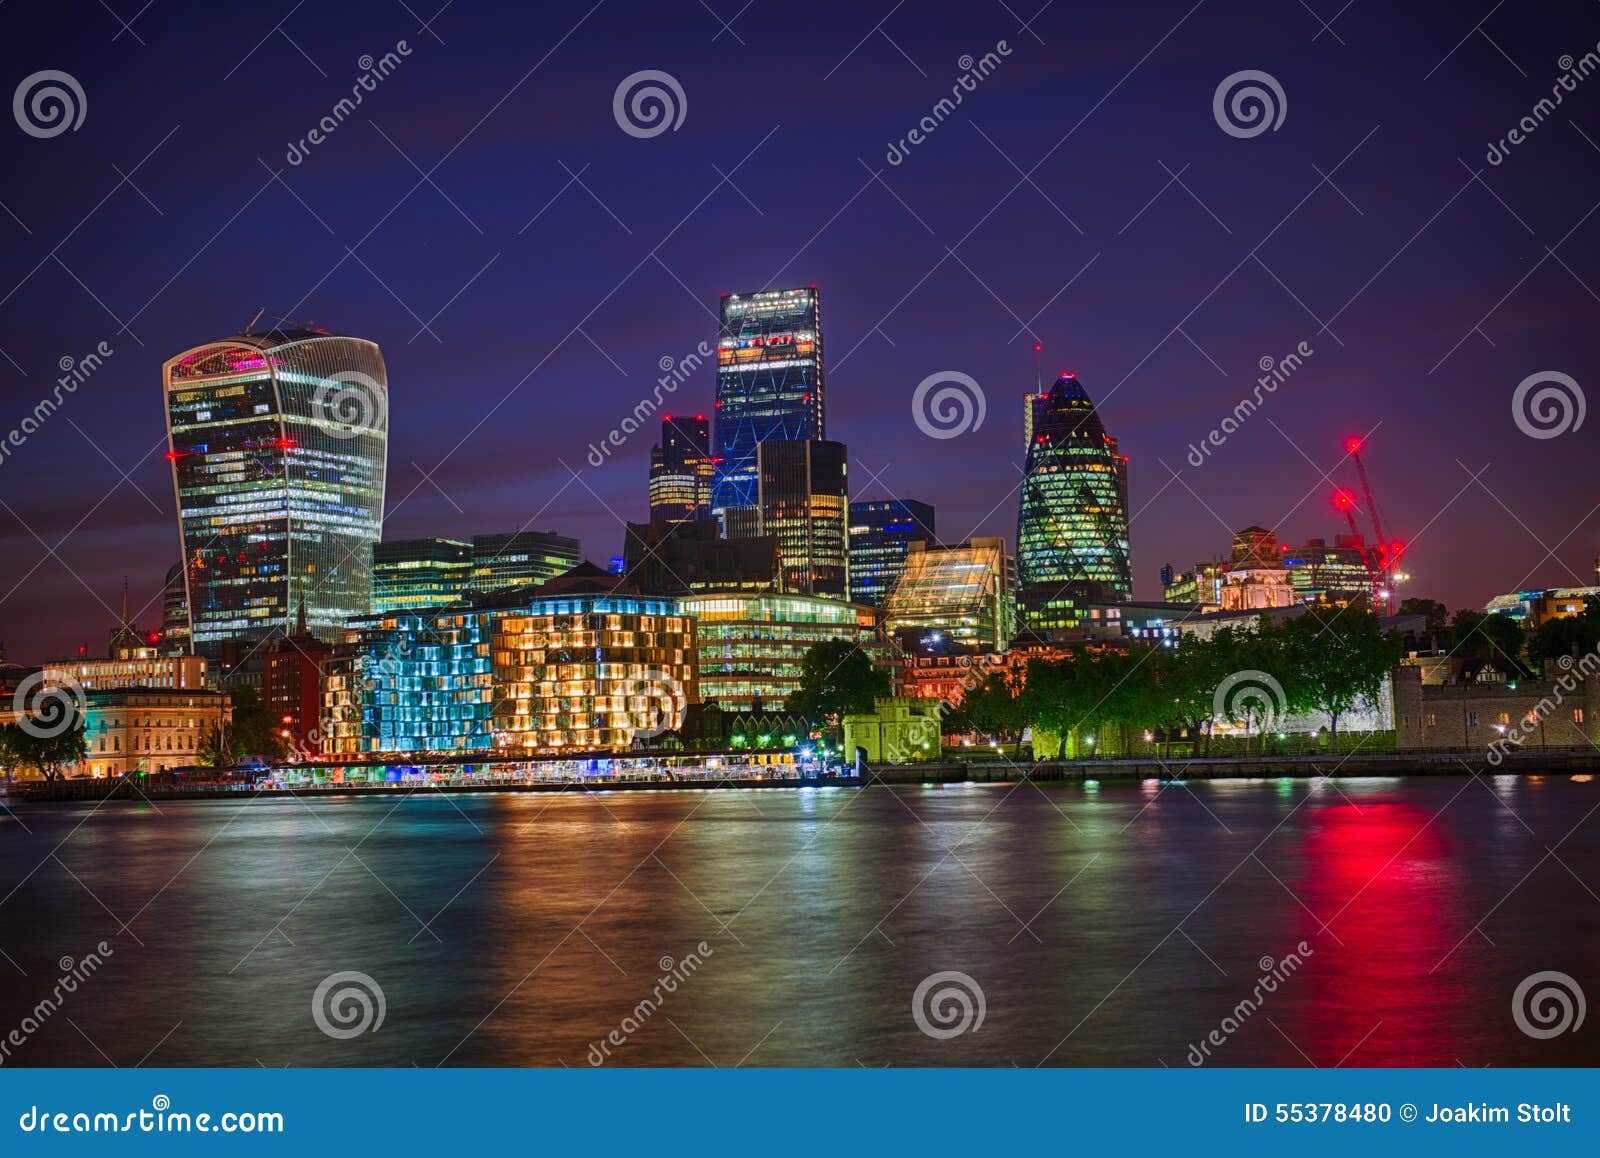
[2,776,1597,1067]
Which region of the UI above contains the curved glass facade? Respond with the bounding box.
[1016,373,1131,624]
[163,331,388,651]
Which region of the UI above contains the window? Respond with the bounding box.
[1575,709,1585,725]
[1498,712,1510,726]
[1467,711,1478,727]
[1426,713,1437,727]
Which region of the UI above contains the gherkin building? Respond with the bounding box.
[1016,372,1131,629]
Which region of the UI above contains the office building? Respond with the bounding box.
[469,530,581,595]
[711,287,824,524]
[161,562,190,654]
[325,566,695,755]
[1016,372,1131,628]
[757,438,849,598]
[648,414,715,523]
[372,537,473,613]
[163,324,388,652]
[623,519,778,595]
[849,499,935,608]
[680,591,882,712]
[1281,535,1380,607]
[883,537,1015,652]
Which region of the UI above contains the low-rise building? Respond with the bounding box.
[1393,663,1600,751]
[681,591,882,711]
[842,697,944,764]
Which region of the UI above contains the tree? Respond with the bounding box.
[1450,608,1527,681]
[0,715,89,781]
[1528,596,1600,668]
[197,686,284,767]
[961,669,1026,756]
[785,642,890,725]
[1398,597,1450,635]
[1281,606,1402,742]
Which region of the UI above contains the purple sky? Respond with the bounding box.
[2,0,1599,660]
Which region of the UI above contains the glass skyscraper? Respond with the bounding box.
[711,287,824,521]
[848,499,935,608]
[1016,372,1131,627]
[757,438,849,598]
[648,413,714,523]
[163,325,388,652]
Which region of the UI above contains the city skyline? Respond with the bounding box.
[3,0,1599,662]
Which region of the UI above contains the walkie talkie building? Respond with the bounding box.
[711,287,824,524]
[162,325,389,653]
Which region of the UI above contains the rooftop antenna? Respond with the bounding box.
[1034,342,1043,392]
[242,307,264,334]
[121,575,129,626]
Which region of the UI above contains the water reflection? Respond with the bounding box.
[0,777,1596,1066]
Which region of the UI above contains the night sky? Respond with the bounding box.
[2,0,1598,661]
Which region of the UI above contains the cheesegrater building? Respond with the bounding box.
[711,287,824,527]
[1016,372,1131,628]
[163,325,389,653]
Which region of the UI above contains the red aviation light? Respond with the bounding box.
[1333,490,1355,510]
[663,413,674,421]
[273,437,296,451]
[1344,437,1363,454]
[694,413,706,421]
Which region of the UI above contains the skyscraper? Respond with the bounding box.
[848,499,935,608]
[372,537,473,613]
[712,287,824,523]
[648,413,715,523]
[163,324,388,653]
[757,439,848,598]
[1016,372,1131,628]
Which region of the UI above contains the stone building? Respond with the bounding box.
[1392,662,1600,752]
[842,697,944,765]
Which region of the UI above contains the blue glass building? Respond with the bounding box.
[848,499,935,608]
[711,287,824,522]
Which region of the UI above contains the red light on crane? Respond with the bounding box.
[1344,437,1363,454]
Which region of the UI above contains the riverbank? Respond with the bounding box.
[869,745,1600,783]
[2,774,863,803]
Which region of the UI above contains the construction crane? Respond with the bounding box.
[1333,489,1381,608]
[1342,436,1403,614]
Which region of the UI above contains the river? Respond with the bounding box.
[1,775,1597,1066]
